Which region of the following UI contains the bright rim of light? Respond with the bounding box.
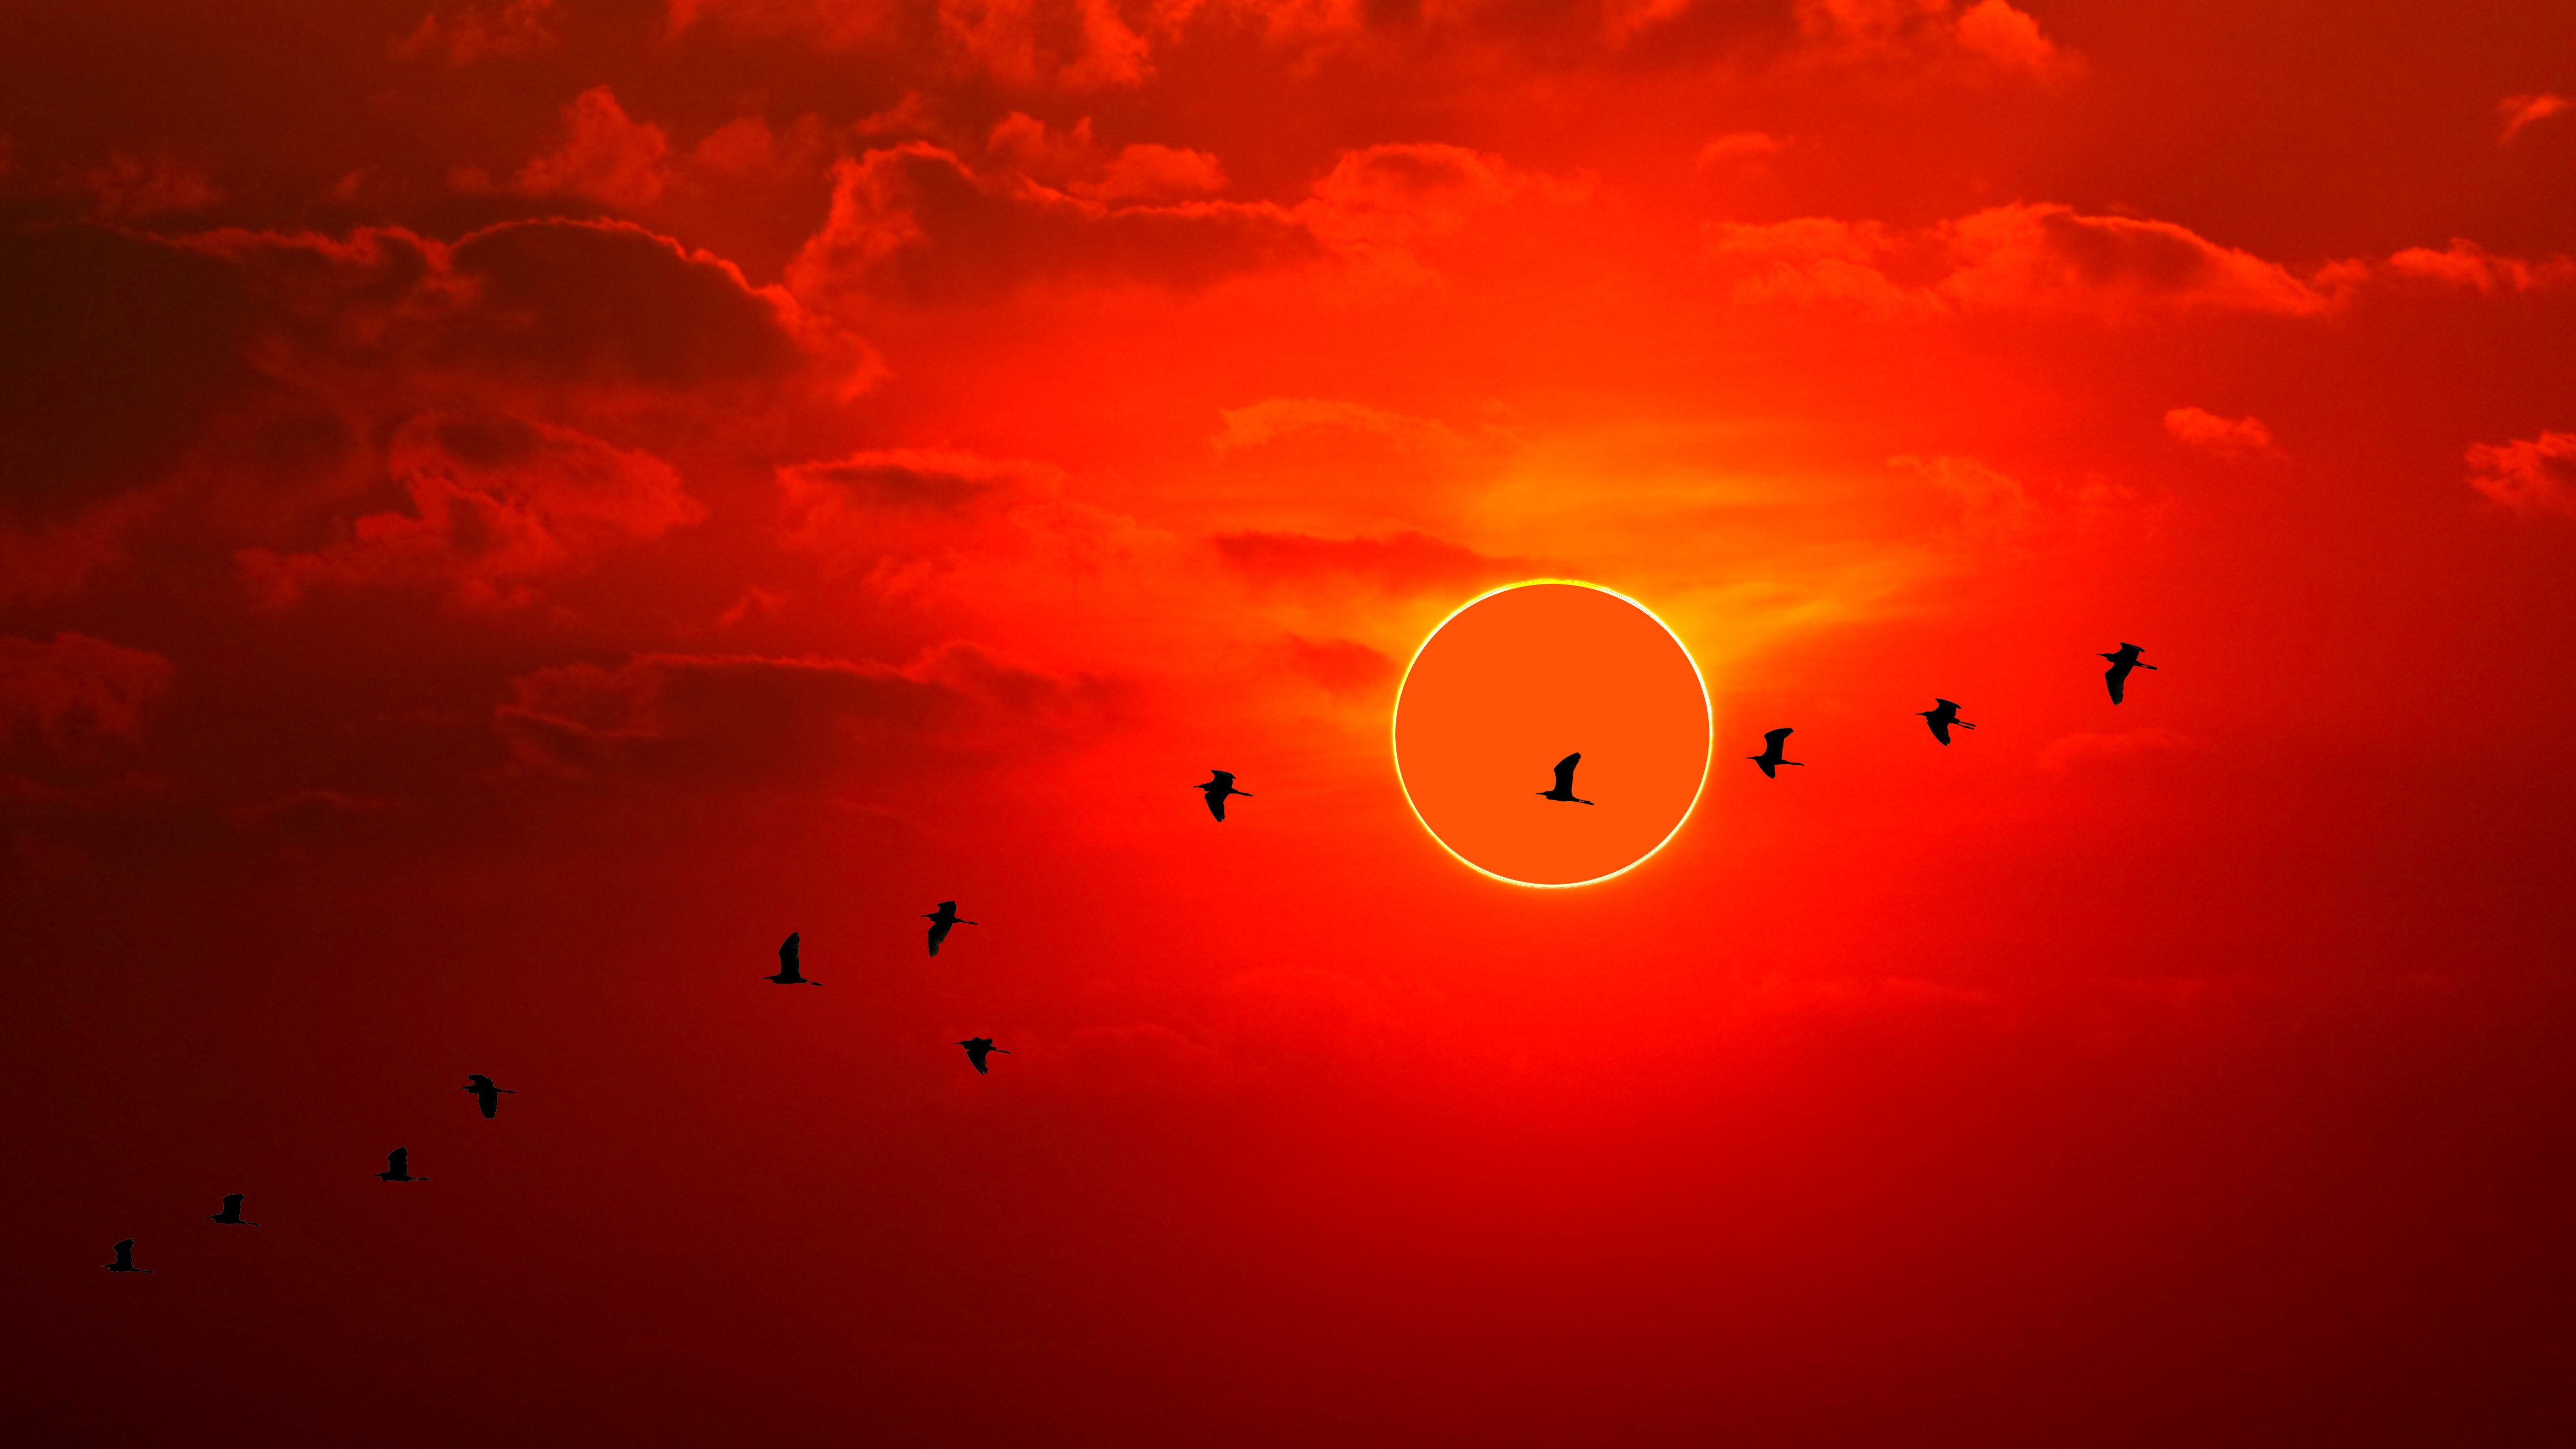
[1390,578,1714,890]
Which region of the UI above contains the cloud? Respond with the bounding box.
[670,0,1158,88]
[512,87,669,210]
[1298,143,1553,255]
[2037,727,2190,773]
[494,642,1124,786]
[1797,0,2068,77]
[0,634,174,766]
[75,153,224,222]
[2380,238,2576,294]
[2163,407,2276,459]
[2465,431,2576,518]
[239,410,702,608]
[2499,92,2569,145]
[1078,143,1227,202]
[1888,453,2033,532]
[1212,529,1535,593]
[396,0,558,64]
[786,143,1317,306]
[1278,634,1396,696]
[1708,204,2333,320]
[1696,131,1786,169]
[779,446,1064,566]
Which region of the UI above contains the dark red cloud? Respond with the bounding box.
[1213,528,1537,593]
[494,642,1127,786]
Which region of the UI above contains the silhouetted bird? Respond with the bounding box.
[924,901,976,956]
[462,1074,515,1120]
[1918,699,1975,745]
[375,1148,422,1182]
[2100,642,2156,705]
[208,1194,256,1226]
[1537,752,1595,804]
[107,1238,149,1272]
[1197,770,1251,822]
[1749,728,1804,779]
[766,931,818,985]
[957,1038,1010,1074]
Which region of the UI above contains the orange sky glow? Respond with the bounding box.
[5,3,2575,1444]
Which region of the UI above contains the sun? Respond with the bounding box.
[1392,580,1713,888]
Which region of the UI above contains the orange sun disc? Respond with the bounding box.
[1393,580,1711,887]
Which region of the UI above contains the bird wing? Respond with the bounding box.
[1753,758,1777,778]
[1929,718,1951,744]
[927,921,947,954]
[1552,753,1581,791]
[1205,790,1225,821]
[478,1094,496,1119]
[1210,771,1234,788]
[1765,728,1793,748]
[223,1194,243,1212]
[2105,664,2125,704]
[388,1149,406,1170]
[780,933,799,966]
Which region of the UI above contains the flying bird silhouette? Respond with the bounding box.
[2100,642,2157,704]
[1748,728,1804,778]
[958,1038,1010,1073]
[1918,699,1976,745]
[1196,770,1251,822]
[924,901,976,956]
[208,1194,257,1226]
[462,1074,515,1119]
[767,932,818,985]
[375,1148,422,1182]
[1537,752,1595,804]
[107,1238,149,1272]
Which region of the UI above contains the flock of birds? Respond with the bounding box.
[98,641,2156,1273]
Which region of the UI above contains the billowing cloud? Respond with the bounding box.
[1696,131,1786,169]
[2466,431,2576,518]
[1708,204,2333,320]
[239,410,702,608]
[0,633,173,765]
[787,143,1317,306]
[2380,238,2576,294]
[1798,0,2067,76]
[2163,407,2276,459]
[2498,92,2569,145]
[779,446,1064,567]
[75,153,224,222]
[396,0,558,63]
[511,87,670,210]
[494,642,1124,785]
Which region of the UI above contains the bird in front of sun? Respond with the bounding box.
[958,1038,1010,1073]
[2100,642,2156,704]
[462,1074,514,1120]
[1196,769,1251,822]
[1749,728,1803,778]
[1537,752,1594,805]
[924,901,976,956]
[208,1194,257,1226]
[768,931,817,985]
[375,1148,422,1182]
[1919,699,1975,745]
[107,1238,150,1272]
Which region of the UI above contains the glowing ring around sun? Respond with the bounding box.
[1393,580,1713,888]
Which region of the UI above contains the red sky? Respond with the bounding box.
[5,3,2575,1443]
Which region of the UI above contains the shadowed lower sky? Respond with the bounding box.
[5,3,2575,1444]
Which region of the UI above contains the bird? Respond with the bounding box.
[107,1238,149,1272]
[2100,642,2156,705]
[957,1038,1010,1074]
[1748,728,1804,779]
[1918,699,1975,745]
[1537,752,1594,804]
[462,1074,514,1120]
[924,901,976,956]
[767,932,818,985]
[1196,770,1251,822]
[208,1194,257,1226]
[375,1148,422,1182]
